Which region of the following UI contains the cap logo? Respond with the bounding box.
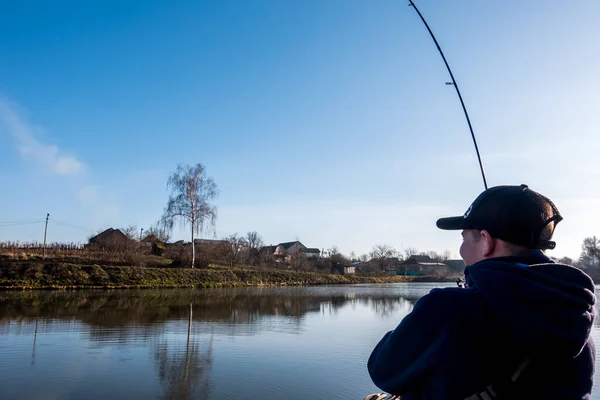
[464,204,473,218]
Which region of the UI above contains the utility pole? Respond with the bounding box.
[43,213,49,259]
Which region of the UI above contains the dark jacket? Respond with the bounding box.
[367,251,596,399]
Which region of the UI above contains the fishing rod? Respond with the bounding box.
[408,0,488,190]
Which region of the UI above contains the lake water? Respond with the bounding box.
[0,283,598,399]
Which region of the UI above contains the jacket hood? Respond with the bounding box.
[465,251,596,358]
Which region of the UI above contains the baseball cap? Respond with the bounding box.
[436,184,563,250]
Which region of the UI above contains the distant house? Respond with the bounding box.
[277,241,305,255]
[141,234,166,256]
[299,247,321,259]
[261,244,279,256]
[88,228,130,250]
[394,255,448,276]
[261,241,321,262]
[331,262,356,275]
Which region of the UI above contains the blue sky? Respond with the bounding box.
[0,0,598,259]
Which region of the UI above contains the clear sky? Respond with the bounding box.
[1,0,598,260]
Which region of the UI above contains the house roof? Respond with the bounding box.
[89,228,129,244]
[301,247,321,254]
[401,255,437,264]
[277,241,305,250]
[261,245,278,253]
[260,242,318,254]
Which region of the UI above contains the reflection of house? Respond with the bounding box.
[261,241,321,262]
[394,255,448,276]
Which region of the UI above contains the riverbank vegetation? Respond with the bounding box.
[2,231,598,289]
[0,256,458,289]
[2,232,598,289]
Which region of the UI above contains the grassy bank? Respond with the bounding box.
[0,259,459,289]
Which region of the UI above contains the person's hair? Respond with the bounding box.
[539,220,555,243]
[501,240,531,255]
[497,221,556,254]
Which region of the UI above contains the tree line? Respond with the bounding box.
[84,162,600,277]
[560,236,600,281]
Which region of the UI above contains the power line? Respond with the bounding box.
[49,219,96,233]
[0,220,45,227]
[0,219,45,224]
[0,217,97,232]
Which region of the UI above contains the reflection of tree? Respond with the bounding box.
[0,289,329,329]
[0,287,428,337]
[31,317,38,365]
[364,297,415,317]
[154,304,213,400]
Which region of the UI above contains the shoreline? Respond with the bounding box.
[0,261,461,290]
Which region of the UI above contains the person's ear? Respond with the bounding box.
[480,230,496,257]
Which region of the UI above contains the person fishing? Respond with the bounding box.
[366,184,595,399]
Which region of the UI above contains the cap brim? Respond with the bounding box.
[436,216,467,230]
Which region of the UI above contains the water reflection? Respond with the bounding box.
[0,285,445,400]
[154,307,213,400]
[0,287,422,334]
[362,297,415,317]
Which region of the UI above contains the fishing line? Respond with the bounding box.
[408,0,488,190]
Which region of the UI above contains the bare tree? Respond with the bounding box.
[555,256,574,265]
[224,233,247,268]
[327,246,340,257]
[440,250,452,261]
[370,244,397,260]
[403,247,419,259]
[145,219,172,243]
[121,224,139,241]
[162,163,219,268]
[367,244,399,273]
[290,251,309,272]
[580,236,600,269]
[575,236,600,282]
[420,251,444,261]
[330,252,350,265]
[246,231,264,266]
